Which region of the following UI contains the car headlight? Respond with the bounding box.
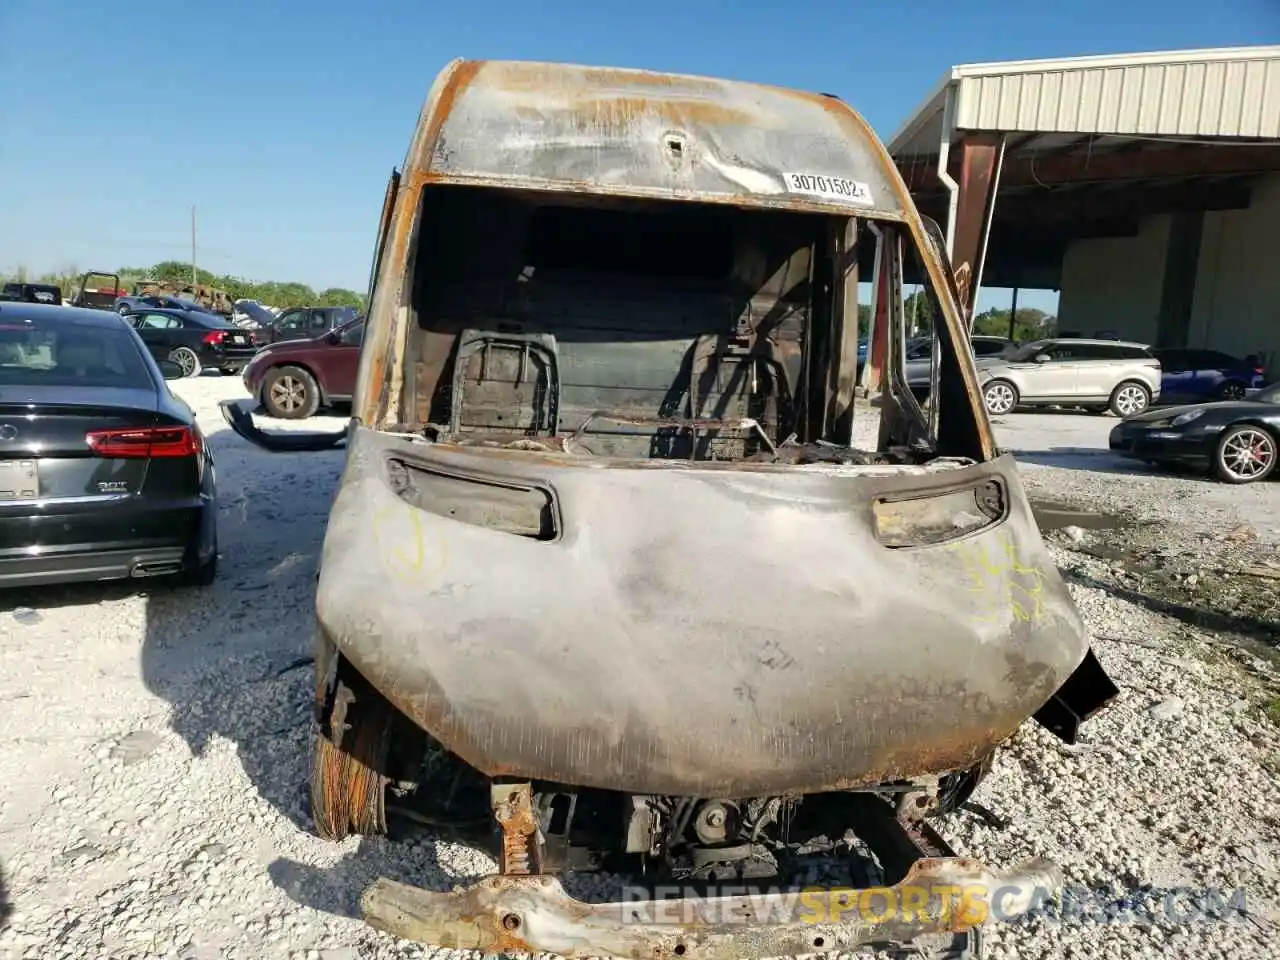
[1171,408,1205,426]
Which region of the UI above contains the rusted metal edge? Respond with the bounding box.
[360,856,1062,959]
[407,170,913,221]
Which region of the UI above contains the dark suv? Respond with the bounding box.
[1,282,62,304]
[248,306,358,346]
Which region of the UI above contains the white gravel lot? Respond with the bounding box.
[1,375,1277,960]
[989,409,1280,546]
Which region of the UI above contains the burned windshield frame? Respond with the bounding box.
[886,223,958,446]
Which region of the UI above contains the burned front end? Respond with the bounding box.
[225,59,1118,959]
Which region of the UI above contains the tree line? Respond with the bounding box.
[3,260,364,310]
[9,260,1055,339]
[860,292,1056,343]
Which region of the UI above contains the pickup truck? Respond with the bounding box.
[0,282,63,304]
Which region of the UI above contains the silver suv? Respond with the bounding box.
[976,338,1162,417]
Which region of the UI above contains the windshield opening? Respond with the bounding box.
[391,185,975,467]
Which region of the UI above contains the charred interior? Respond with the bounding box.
[401,185,946,466]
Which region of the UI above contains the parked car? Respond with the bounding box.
[1,282,62,305]
[241,316,364,419]
[906,334,1014,392]
[0,301,217,588]
[232,299,277,329]
[976,337,1161,417]
[248,305,358,347]
[1150,348,1268,404]
[115,294,220,317]
[1109,381,1279,484]
[126,308,258,377]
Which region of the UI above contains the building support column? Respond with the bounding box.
[950,133,1006,324]
[1007,282,1020,341]
[1155,210,1204,349]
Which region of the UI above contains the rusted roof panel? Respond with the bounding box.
[408,59,911,217]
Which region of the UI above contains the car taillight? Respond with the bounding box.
[85,426,200,458]
[202,330,225,345]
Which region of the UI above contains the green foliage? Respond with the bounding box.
[3,261,364,311]
[854,294,1057,344]
[972,306,1055,343]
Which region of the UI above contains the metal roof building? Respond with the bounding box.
[886,45,1280,371]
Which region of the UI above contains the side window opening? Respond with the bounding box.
[340,322,365,346]
[884,223,986,460]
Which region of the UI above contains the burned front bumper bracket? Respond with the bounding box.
[360,856,1061,960]
[217,398,348,453]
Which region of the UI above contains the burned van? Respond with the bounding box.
[223,59,1117,959]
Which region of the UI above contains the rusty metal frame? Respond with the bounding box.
[858,222,887,397]
[361,857,1062,959]
[492,782,543,876]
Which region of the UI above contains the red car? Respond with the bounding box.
[240,317,364,419]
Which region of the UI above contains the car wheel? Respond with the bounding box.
[1213,425,1277,484]
[117,304,131,316]
[168,346,201,378]
[262,365,320,419]
[1218,380,1247,401]
[175,549,217,586]
[174,530,217,587]
[1108,381,1150,418]
[982,379,1018,415]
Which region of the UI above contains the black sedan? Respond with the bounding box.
[127,308,258,377]
[1109,382,1279,484]
[0,302,217,588]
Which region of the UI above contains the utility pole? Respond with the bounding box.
[190,205,197,286]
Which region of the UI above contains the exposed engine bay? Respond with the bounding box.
[368,733,994,884]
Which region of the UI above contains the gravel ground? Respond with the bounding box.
[1,375,1277,960]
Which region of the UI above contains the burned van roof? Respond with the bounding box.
[407,59,912,218]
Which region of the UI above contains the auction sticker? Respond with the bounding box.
[783,172,874,205]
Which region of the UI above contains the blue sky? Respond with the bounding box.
[1,0,1276,316]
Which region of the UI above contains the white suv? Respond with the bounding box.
[976,338,1162,417]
